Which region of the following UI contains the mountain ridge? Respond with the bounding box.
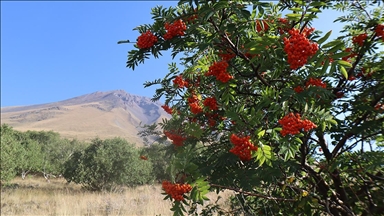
[1,90,169,145]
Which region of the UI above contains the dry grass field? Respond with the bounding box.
[1,177,233,216]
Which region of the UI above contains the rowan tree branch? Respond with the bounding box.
[209,183,296,202]
[208,17,270,87]
[332,91,384,158]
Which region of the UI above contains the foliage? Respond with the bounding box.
[123,0,384,215]
[63,137,154,191]
[0,124,85,182]
[0,124,21,183]
[0,124,45,180]
[24,130,84,177]
[140,143,172,182]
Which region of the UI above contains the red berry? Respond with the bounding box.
[283,28,318,69]
[278,113,317,136]
[163,20,187,40]
[229,134,258,161]
[137,30,158,49]
[352,33,367,46]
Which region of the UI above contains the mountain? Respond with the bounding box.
[0,90,169,146]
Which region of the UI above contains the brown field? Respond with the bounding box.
[1,177,233,216]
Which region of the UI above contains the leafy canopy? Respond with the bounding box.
[123,0,384,215]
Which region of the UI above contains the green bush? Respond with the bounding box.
[0,125,20,183]
[25,130,85,177]
[63,137,154,191]
[1,124,44,181]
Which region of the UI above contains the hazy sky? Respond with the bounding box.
[1,1,351,107]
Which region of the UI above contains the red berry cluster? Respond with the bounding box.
[294,78,326,93]
[375,24,384,41]
[206,61,233,83]
[294,86,304,93]
[352,33,368,46]
[190,103,202,114]
[277,18,290,34]
[348,76,356,81]
[342,48,357,62]
[140,155,148,160]
[218,49,236,61]
[283,28,319,70]
[164,130,186,146]
[375,103,384,112]
[137,30,158,49]
[205,113,220,127]
[163,20,187,40]
[357,67,374,78]
[173,75,189,88]
[335,91,344,99]
[256,20,269,32]
[188,94,202,114]
[161,105,173,115]
[203,97,218,111]
[183,11,198,24]
[305,78,327,88]
[278,113,317,136]
[162,180,192,201]
[229,134,258,161]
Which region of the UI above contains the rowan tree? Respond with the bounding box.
[122,0,384,215]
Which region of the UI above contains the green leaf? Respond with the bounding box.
[213,1,228,11]
[317,30,332,45]
[203,10,215,21]
[286,13,302,20]
[339,65,348,79]
[329,119,338,125]
[321,121,326,132]
[322,39,343,49]
[312,54,325,69]
[186,122,204,138]
[293,0,305,5]
[257,130,266,138]
[335,60,352,68]
[294,137,303,144]
[289,7,303,12]
[328,43,345,54]
[308,7,321,12]
[330,52,352,60]
[202,195,210,200]
[321,58,330,74]
[255,144,273,166]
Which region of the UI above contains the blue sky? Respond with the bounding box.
[1,1,347,107]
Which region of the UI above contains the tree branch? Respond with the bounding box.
[208,18,270,86]
[316,132,332,161]
[210,183,296,202]
[332,91,384,158]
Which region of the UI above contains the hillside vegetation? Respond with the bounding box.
[0,124,170,187]
[0,124,233,215]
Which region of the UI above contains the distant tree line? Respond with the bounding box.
[0,124,171,190]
